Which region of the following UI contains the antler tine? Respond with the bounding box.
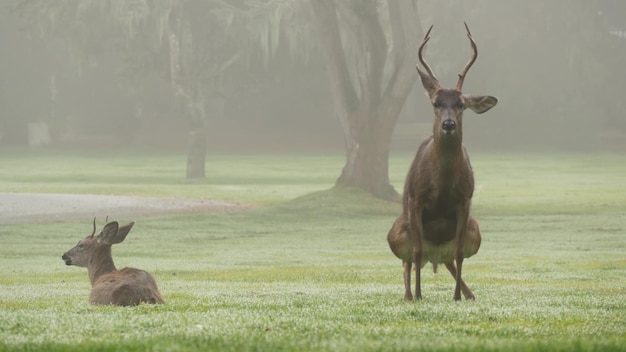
[90,217,97,237]
[455,22,478,91]
[417,25,439,84]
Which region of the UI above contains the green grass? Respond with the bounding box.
[0,149,344,205]
[1,149,625,351]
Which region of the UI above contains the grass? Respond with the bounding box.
[0,149,343,205]
[0,149,625,351]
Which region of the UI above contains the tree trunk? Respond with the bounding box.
[336,111,398,200]
[168,8,208,180]
[186,125,206,179]
[311,0,421,201]
[184,96,208,179]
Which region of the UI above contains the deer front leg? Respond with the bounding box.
[409,207,424,301]
[402,260,413,301]
[413,248,422,301]
[453,207,470,301]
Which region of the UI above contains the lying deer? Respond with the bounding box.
[388,23,497,301]
[62,219,164,306]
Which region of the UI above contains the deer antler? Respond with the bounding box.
[417,25,440,87]
[455,22,478,91]
[90,217,97,237]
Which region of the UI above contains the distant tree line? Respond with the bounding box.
[1,0,624,199]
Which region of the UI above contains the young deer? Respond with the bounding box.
[387,23,497,301]
[62,219,164,306]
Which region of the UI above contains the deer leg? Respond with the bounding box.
[403,260,413,301]
[444,262,474,300]
[453,208,470,301]
[413,249,422,300]
[409,207,424,301]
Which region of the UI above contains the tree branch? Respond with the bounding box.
[310,0,358,118]
[379,0,421,128]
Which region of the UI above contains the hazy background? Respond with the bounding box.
[1,0,624,153]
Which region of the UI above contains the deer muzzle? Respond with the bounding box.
[441,119,456,134]
[62,253,72,266]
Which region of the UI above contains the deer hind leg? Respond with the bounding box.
[111,284,141,306]
[444,262,475,300]
[115,285,164,306]
[402,260,413,301]
[144,287,165,304]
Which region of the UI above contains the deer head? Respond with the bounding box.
[62,219,134,269]
[416,23,498,139]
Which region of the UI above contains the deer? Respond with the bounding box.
[387,23,497,301]
[62,218,165,306]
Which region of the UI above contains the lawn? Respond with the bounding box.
[0,150,625,351]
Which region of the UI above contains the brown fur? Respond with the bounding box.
[62,220,164,306]
[387,24,497,301]
[387,212,481,300]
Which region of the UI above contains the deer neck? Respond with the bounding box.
[87,247,117,286]
[432,129,464,174]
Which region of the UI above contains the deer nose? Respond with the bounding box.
[441,119,456,133]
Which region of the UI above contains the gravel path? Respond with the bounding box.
[0,192,242,224]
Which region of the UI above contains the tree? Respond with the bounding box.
[12,0,248,178]
[164,1,240,178]
[11,0,425,195]
[464,0,626,150]
[310,0,422,200]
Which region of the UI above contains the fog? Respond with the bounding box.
[1,1,624,153]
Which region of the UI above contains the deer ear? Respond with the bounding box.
[416,65,438,99]
[464,95,498,114]
[116,222,135,242]
[97,221,124,245]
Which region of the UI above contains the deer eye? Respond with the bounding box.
[433,102,442,109]
[77,243,84,250]
[455,103,464,109]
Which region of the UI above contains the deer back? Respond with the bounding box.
[90,267,164,306]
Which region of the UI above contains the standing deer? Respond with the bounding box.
[387,23,497,301]
[62,219,164,306]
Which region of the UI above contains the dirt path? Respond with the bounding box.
[0,192,243,224]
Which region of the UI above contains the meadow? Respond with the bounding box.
[0,149,625,351]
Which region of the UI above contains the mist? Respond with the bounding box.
[1,3,625,348]
[1,1,624,154]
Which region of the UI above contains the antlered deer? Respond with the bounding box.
[387,23,497,301]
[62,219,164,306]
